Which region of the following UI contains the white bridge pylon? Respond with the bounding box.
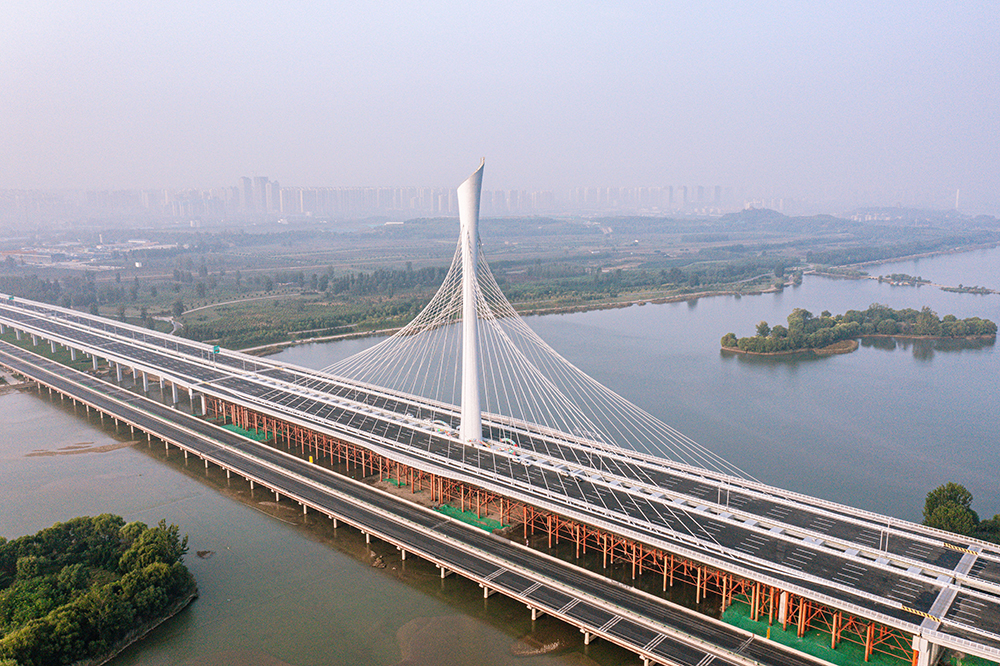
[318,161,749,478]
[458,159,484,444]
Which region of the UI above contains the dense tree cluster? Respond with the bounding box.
[923,483,1000,544]
[722,304,996,353]
[0,515,195,666]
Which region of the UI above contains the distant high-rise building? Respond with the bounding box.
[252,176,268,212]
[241,177,253,211]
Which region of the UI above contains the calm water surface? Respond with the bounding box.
[1,246,997,664]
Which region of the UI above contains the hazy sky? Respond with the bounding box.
[2,1,998,211]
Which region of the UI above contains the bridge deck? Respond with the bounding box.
[0,339,822,666]
[2,297,999,661]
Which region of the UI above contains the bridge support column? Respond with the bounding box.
[912,636,940,666]
[115,363,123,383]
[188,387,195,411]
[31,334,38,346]
[200,394,207,416]
[332,517,338,528]
[437,565,452,578]
[398,547,406,560]
[778,591,788,626]
[142,371,149,392]
[302,504,307,515]
[480,584,495,598]
[582,630,592,646]
[0,323,5,334]
[92,355,99,371]
[50,340,57,354]
[530,607,543,621]
[171,383,179,406]
[15,329,22,340]
[226,469,230,478]
[365,532,371,544]
[70,348,76,361]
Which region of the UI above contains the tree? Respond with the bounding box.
[171,299,184,318]
[923,482,978,535]
[926,502,977,536]
[756,321,771,337]
[721,333,738,348]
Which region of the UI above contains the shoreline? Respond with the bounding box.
[241,285,786,355]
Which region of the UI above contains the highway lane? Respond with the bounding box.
[3,298,1000,659]
[0,340,830,666]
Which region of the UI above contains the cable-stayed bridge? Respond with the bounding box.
[1,162,999,666]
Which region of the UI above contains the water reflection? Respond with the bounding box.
[860,336,995,360]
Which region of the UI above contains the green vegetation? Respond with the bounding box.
[0,515,195,666]
[2,209,997,349]
[722,304,997,354]
[942,284,994,294]
[923,483,1000,544]
[878,273,928,285]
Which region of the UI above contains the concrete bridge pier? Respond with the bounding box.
[480,584,495,598]
[92,355,98,371]
[69,348,76,361]
[142,371,149,393]
[200,394,207,416]
[913,636,941,666]
[529,607,544,621]
[171,383,179,406]
[188,387,195,412]
[581,629,592,646]
[115,363,123,383]
[31,334,38,346]
[50,340,57,354]
[0,323,5,334]
[15,329,21,340]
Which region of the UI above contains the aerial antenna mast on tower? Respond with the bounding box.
[458,159,485,443]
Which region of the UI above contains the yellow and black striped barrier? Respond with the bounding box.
[943,542,978,555]
[902,606,940,623]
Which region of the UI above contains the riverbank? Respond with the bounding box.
[721,339,859,357]
[240,283,789,355]
[77,587,198,666]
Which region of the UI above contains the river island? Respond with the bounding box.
[721,304,997,356]
[0,515,196,666]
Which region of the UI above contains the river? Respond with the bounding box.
[1,246,997,665]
